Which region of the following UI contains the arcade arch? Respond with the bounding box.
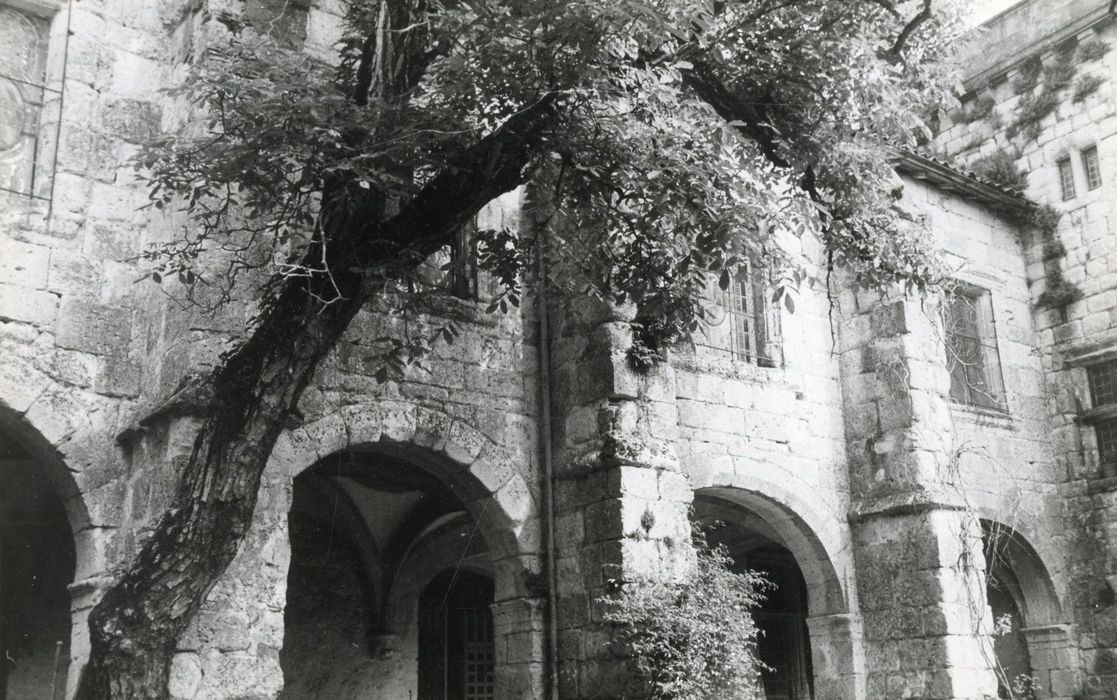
[0,408,89,700]
[692,486,854,700]
[276,412,534,700]
[982,520,1065,699]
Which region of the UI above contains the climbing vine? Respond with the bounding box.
[1031,204,1083,310]
[1073,74,1105,103]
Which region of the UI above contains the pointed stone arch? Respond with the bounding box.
[979,518,1071,698]
[269,400,542,699]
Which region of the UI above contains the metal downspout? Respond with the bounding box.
[536,228,560,700]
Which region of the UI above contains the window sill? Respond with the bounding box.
[1087,473,1117,495]
[1078,404,1117,424]
[670,350,785,383]
[372,291,501,328]
[949,401,1015,428]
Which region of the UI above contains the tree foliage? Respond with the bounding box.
[140,0,966,362]
[602,536,768,699]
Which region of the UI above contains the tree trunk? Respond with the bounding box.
[74,94,557,699]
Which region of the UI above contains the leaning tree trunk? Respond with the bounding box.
[73,93,557,699]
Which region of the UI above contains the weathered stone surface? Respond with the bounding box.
[1,3,1113,699]
[54,298,132,355]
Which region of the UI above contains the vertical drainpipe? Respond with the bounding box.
[536,224,560,700]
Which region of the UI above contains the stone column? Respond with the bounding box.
[67,575,115,699]
[1022,624,1079,699]
[492,597,547,698]
[548,304,693,699]
[807,612,867,699]
[839,291,999,699]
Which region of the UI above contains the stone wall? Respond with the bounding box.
[0,0,187,693]
[0,0,1108,697]
[936,4,1117,696]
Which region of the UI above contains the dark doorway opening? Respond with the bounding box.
[417,570,495,700]
[0,436,76,700]
[281,447,493,699]
[694,495,815,700]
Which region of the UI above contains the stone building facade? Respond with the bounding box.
[0,0,1114,699]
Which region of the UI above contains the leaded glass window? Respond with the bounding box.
[0,5,54,198]
[1095,417,1117,466]
[696,262,782,367]
[1088,360,1117,466]
[1088,360,1117,407]
[943,285,1006,411]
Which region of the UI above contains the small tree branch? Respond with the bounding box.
[889,0,933,60]
[870,0,902,18]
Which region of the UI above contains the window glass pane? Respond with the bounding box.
[1096,418,1117,465]
[944,286,1005,410]
[695,264,781,366]
[1083,147,1102,190]
[1088,360,1117,407]
[0,6,50,197]
[1057,159,1075,200]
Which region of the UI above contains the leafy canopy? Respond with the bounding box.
[139,0,966,360]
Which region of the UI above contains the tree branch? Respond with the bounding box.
[889,0,933,59]
[679,62,790,169]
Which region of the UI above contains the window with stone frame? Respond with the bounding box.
[1087,360,1117,468]
[1082,146,1102,191]
[1057,157,1075,201]
[695,261,782,367]
[0,2,61,200]
[942,284,1007,411]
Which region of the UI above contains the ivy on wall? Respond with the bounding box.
[1006,40,1077,142]
[958,94,996,124]
[1073,74,1104,103]
[1032,204,1083,310]
[953,33,1108,152]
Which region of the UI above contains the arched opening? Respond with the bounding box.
[693,493,816,700]
[0,424,76,699]
[280,446,497,699]
[987,571,1031,699]
[982,521,1062,699]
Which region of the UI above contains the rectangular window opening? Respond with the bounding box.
[1088,360,1117,407]
[1082,146,1102,191]
[1057,158,1076,201]
[943,284,1006,411]
[695,262,783,367]
[1087,360,1117,470]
